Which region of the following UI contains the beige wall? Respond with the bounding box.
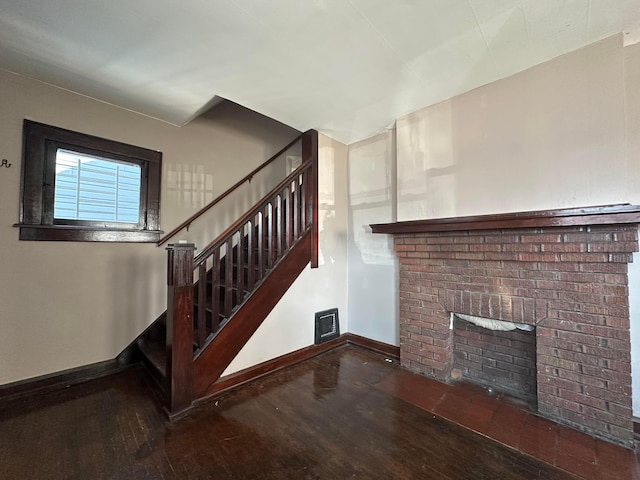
[0,69,299,385]
[396,35,638,220]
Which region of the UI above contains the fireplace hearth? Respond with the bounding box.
[372,205,640,447]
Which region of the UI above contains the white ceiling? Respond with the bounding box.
[1,0,639,144]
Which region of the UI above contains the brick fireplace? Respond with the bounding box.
[372,205,640,447]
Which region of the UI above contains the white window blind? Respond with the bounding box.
[54,149,142,224]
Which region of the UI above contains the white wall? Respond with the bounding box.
[396,35,639,220]
[346,131,398,346]
[0,69,299,385]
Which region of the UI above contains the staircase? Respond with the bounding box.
[118,130,318,416]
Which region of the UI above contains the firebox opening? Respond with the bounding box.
[451,313,537,409]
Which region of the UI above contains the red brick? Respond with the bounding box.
[604,273,628,284]
[518,253,560,262]
[581,384,630,405]
[581,365,631,383]
[538,383,559,396]
[537,354,581,372]
[538,374,582,392]
[556,368,607,389]
[557,272,606,283]
[604,316,630,329]
[580,262,627,273]
[563,252,616,263]
[414,244,442,252]
[518,270,558,280]
[539,243,586,252]
[538,261,581,272]
[502,243,540,252]
[580,405,630,429]
[576,324,629,341]
[612,230,639,242]
[483,234,521,244]
[556,310,606,325]
[454,235,484,244]
[400,237,426,245]
[588,242,638,253]
[425,237,456,244]
[563,232,612,243]
[521,234,563,243]
[495,278,535,289]
[557,291,605,305]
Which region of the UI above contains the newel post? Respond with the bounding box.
[165,243,196,416]
[302,129,319,268]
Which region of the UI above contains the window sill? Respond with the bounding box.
[14,224,163,243]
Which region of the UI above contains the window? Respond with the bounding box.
[16,120,162,242]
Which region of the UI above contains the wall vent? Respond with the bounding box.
[315,308,340,344]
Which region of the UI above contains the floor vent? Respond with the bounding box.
[315,308,340,344]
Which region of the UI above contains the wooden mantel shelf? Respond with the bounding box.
[370,204,640,235]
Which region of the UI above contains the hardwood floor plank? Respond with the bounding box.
[0,347,581,479]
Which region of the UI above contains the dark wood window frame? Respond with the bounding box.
[15,120,163,242]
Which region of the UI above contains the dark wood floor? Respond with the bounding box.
[0,345,598,479]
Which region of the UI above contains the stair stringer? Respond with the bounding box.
[193,231,311,398]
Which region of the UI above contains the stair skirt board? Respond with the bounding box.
[194,231,313,396]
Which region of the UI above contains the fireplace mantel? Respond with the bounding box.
[370,204,640,234]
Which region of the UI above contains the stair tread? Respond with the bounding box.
[137,338,166,377]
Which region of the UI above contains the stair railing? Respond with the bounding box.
[157,133,304,247]
[164,130,318,415]
[191,156,313,351]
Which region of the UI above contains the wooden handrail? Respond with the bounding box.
[157,133,304,246]
[194,158,312,265]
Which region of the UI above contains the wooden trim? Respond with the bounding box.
[16,224,162,242]
[157,133,303,246]
[201,335,348,398]
[194,333,398,402]
[370,204,640,234]
[345,333,400,359]
[0,360,130,400]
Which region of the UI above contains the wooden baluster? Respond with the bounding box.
[275,194,283,261]
[225,238,233,318]
[293,178,300,241]
[303,130,318,268]
[246,219,255,292]
[257,210,265,279]
[300,169,307,230]
[211,248,220,333]
[237,227,245,304]
[266,202,274,269]
[197,263,207,349]
[285,187,292,249]
[165,243,196,415]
